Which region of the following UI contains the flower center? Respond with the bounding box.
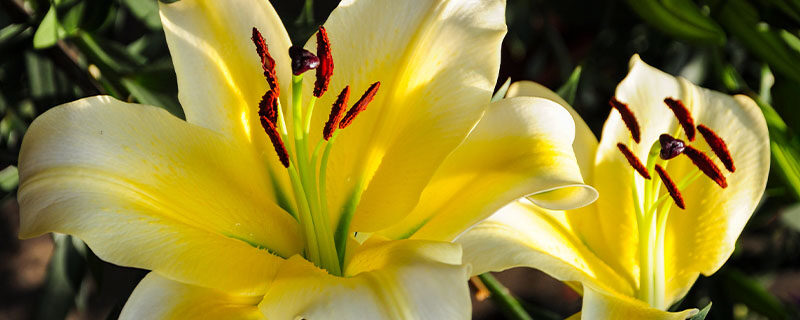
[251,27,381,276]
[612,97,735,309]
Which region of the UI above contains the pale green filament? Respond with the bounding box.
[635,138,706,309]
[268,74,372,276]
[274,75,341,275]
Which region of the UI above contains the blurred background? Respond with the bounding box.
[1,0,799,319]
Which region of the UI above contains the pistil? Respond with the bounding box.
[613,96,735,309]
[251,26,380,276]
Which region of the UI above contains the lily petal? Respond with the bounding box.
[308,0,507,232]
[159,0,294,201]
[660,91,769,303]
[258,238,470,319]
[18,96,300,294]
[380,97,596,241]
[120,273,263,320]
[506,81,598,180]
[159,0,291,141]
[456,199,634,297]
[580,286,697,320]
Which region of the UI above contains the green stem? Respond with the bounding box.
[478,273,534,320]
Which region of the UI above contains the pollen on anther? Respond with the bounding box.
[258,90,279,124]
[339,82,380,129]
[617,143,651,179]
[324,86,350,140]
[655,164,685,209]
[252,28,279,96]
[259,116,290,168]
[314,26,333,98]
[609,97,641,143]
[697,124,735,172]
[664,98,695,141]
[683,145,727,188]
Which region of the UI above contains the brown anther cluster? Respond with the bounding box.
[664,98,695,141]
[610,97,641,143]
[617,143,650,179]
[251,26,381,168]
[613,96,734,210]
[655,164,685,209]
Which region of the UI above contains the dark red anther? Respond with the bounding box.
[259,116,290,168]
[659,134,685,160]
[617,143,651,179]
[697,124,735,172]
[339,82,380,129]
[289,46,319,76]
[258,90,279,124]
[314,26,333,98]
[683,145,727,188]
[324,86,350,140]
[609,97,641,143]
[664,98,695,141]
[252,27,279,96]
[654,164,685,210]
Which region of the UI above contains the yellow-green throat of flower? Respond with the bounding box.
[251,26,381,276]
[612,96,736,309]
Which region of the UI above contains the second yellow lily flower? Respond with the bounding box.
[458,55,770,319]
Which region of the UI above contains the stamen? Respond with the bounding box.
[324,86,350,140]
[289,46,320,75]
[663,98,695,141]
[251,28,280,96]
[658,134,685,160]
[682,145,727,188]
[654,164,685,209]
[697,124,735,172]
[609,97,641,143]
[258,90,279,124]
[259,116,290,168]
[617,143,651,179]
[339,82,381,129]
[314,26,333,98]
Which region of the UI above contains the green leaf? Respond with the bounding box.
[626,0,726,45]
[719,269,789,319]
[119,0,162,30]
[491,77,511,102]
[0,165,19,191]
[717,0,800,84]
[35,234,87,320]
[688,302,712,320]
[32,5,60,49]
[556,65,582,105]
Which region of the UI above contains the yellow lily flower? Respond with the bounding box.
[17,0,596,318]
[457,55,770,319]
